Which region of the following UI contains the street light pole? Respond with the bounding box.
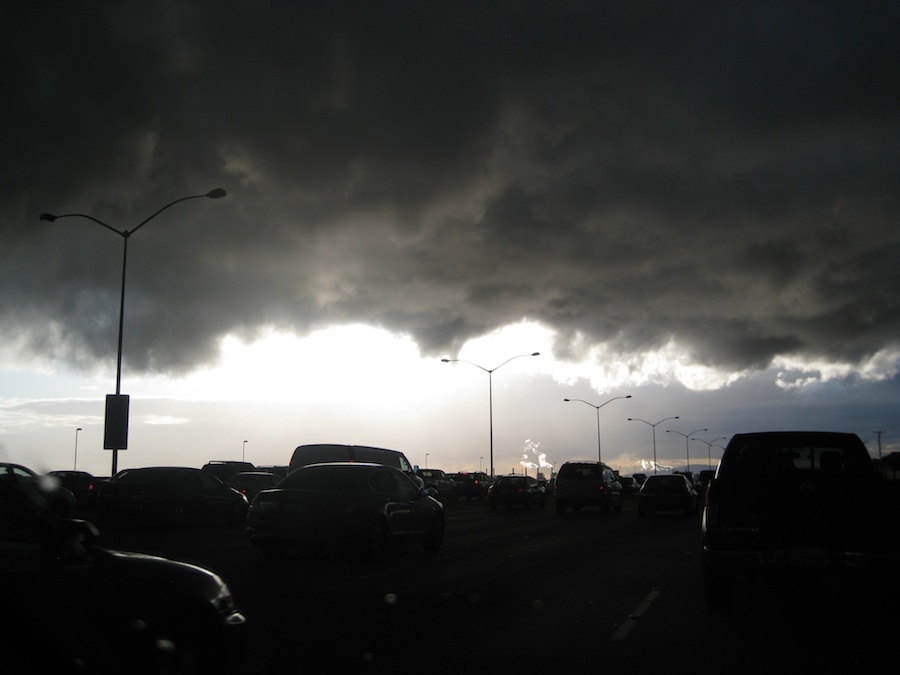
[442,352,540,478]
[628,416,680,474]
[243,440,248,462]
[666,427,707,473]
[74,427,83,470]
[692,436,727,467]
[564,395,632,464]
[41,188,227,475]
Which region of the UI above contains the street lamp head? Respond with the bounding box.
[206,188,227,199]
[40,213,58,222]
[441,358,451,363]
[531,352,540,356]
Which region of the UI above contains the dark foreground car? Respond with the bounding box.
[702,431,900,611]
[638,473,699,516]
[488,475,546,510]
[0,462,77,517]
[0,480,246,673]
[246,462,445,561]
[97,467,249,527]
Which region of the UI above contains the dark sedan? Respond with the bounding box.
[488,475,546,510]
[638,473,699,517]
[0,479,246,673]
[96,466,249,527]
[246,462,445,561]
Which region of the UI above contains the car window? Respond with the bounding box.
[725,443,856,479]
[281,466,370,492]
[369,470,396,494]
[12,467,37,484]
[391,471,419,500]
[199,472,222,489]
[563,465,600,479]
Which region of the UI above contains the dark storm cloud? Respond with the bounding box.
[3,1,899,377]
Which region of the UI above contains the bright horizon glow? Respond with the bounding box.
[2,320,897,478]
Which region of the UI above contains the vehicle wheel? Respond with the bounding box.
[489,501,497,510]
[703,563,734,612]
[556,501,566,515]
[638,504,647,517]
[422,517,444,552]
[366,520,388,560]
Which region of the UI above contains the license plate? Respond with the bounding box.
[790,548,829,567]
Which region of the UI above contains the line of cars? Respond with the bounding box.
[1,462,247,673]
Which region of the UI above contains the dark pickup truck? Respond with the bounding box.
[701,431,900,611]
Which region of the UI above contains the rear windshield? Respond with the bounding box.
[643,475,687,491]
[115,469,181,484]
[280,465,372,492]
[720,438,874,479]
[560,465,600,479]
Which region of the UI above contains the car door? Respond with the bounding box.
[389,470,432,538]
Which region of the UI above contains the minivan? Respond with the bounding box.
[554,460,623,514]
[288,444,421,486]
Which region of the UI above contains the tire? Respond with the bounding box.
[638,504,647,517]
[556,501,567,515]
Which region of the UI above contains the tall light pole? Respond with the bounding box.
[74,427,83,470]
[564,395,632,464]
[666,427,706,473]
[628,416,679,474]
[41,189,227,475]
[243,440,248,462]
[692,436,727,467]
[442,352,540,478]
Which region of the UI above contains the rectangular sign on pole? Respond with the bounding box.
[104,394,130,450]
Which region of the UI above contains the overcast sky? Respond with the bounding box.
[3,1,899,477]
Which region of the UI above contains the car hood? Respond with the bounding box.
[92,546,235,608]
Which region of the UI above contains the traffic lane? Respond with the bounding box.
[234,499,693,674]
[90,498,700,674]
[603,524,900,673]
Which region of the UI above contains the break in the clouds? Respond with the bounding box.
[3,1,899,384]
